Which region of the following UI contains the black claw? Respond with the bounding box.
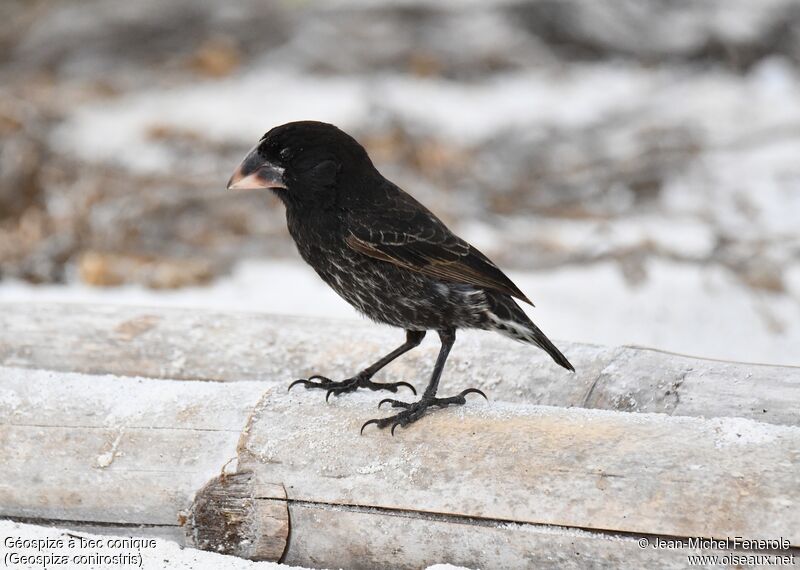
[292,376,484,435]
[288,375,333,392]
[364,386,490,435]
[378,398,411,409]
[391,399,414,409]
[366,380,416,395]
[402,382,417,395]
[461,388,488,401]
[288,374,416,400]
[360,418,380,435]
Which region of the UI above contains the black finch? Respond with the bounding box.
[228,121,574,433]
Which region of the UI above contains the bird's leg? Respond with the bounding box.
[361,329,487,435]
[288,330,425,400]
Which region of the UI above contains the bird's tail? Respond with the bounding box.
[483,293,575,371]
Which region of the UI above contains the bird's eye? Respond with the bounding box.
[279,148,291,160]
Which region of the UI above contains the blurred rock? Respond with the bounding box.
[0,208,76,283]
[717,241,788,293]
[9,0,287,82]
[187,36,241,78]
[507,0,800,70]
[78,251,214,289]
[473,123,700,217]
[361,124,471,183]
[0,0,40,68]
[0,99,45,221]
[280,4,551,78]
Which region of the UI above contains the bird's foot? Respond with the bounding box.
[361,388,487,435]
[288,374,416,402]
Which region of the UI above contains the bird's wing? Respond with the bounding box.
[345,188,533,305]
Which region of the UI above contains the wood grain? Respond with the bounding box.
[1,303,797,425]
[1,304,798,568]
[239,391,800,546]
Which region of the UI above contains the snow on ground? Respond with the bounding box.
[2,257,799,366]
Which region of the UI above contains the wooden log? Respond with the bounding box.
[0,303,798,426]
[281,504,739,570]
[2,362,798,568]
[0,367,274,527]
[183,472,288,561]
[583,346,800,426]
[239,391,800,546]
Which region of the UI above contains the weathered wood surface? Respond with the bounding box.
[0,303,798,426]
[183,472,288,561]
[0,367,267,526]
[240,391,800,546]
[2,365,798,568]
[0,517,741,570]
[1,304,799,569]
[282,505,735,570]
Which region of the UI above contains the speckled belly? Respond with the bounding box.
[311,246,489,331]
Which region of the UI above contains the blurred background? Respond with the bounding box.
[0,0,799,365]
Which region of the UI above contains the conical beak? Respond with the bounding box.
[227,148,286,191]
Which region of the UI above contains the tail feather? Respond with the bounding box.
[484,293,574,372]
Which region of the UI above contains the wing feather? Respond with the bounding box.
[344,179,533,304]
[345,223,533,306]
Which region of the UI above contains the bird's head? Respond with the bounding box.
[227,121,373,209]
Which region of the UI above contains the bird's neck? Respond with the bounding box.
[285,203,344,243]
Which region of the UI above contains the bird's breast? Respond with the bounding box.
[299,243,489,331]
